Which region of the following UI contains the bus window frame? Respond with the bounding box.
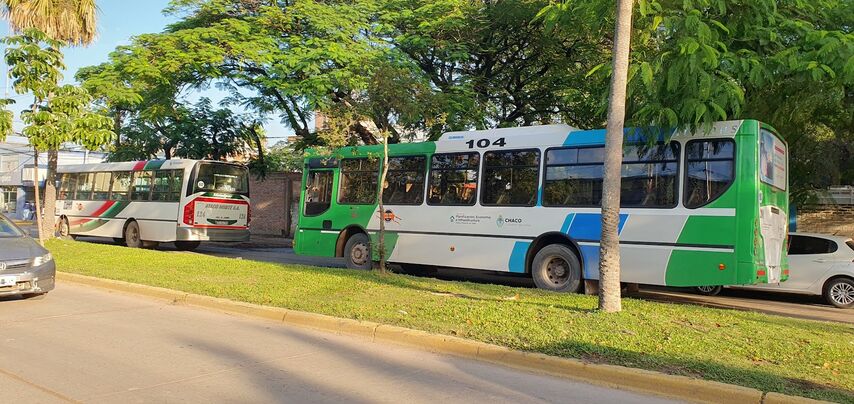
[337,157,380,206]
[303,169,335,217]
[383,154,428,206]
[480,148,541,207]
[541,145,606,208]
[682,138,737,209]
[426,151,481,207]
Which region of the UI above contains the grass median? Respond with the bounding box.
[47,239,853,402]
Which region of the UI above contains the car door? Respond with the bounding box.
[778,235,840,292]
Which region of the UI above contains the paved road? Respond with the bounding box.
[0,284,677,404]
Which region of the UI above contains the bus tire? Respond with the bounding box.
[531,244,582,293]
[124,221,143,248]
[695,286,723,296]
[58,217,75,240]
[823,277,854,309]
[175,241,201,252]
[344,233,372,270]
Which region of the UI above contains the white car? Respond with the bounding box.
[696,232,854,308]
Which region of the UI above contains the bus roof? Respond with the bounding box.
[57,159,241,173]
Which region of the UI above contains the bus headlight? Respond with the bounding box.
[32,253,53,267]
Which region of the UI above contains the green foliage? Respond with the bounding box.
[4,28,64,102]
[249,142,304,177]
[0,98,16,141]
[21,84,115,151]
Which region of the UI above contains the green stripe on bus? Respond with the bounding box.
[143,160,166,170]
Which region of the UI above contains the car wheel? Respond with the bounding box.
[695,285,723,296]
[531,244,582,293]
[823,278,854,309]
[175,241,201,251]
[344,233,372,270]
[124,221,143,248]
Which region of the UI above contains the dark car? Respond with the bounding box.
[0,214,55,298]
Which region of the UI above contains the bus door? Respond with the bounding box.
[300,157,338,226]
[758,128,788,283]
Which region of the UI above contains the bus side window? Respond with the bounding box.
[92,172,111,201]
[76,173,94,200]
[170,170,184,201]
[684,139,735,209]
[428,152,480,206]
[132,171,154,201]
[111,172,132,200]
[620,143,680,208]
[152,170,173,201]
[481,149,540,206]
[543,147,605,207]
[383,156,425,205]
[305,170,333,216]
[339,158,379,204]
[59,173,77,200]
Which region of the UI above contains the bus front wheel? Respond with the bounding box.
[531,245,582,293]
[344,233,372,270]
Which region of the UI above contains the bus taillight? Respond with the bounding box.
[183,203,195,225]
[247,205,252,225]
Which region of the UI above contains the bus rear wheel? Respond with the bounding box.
[344,233,372,270]
[175,241,201,252]
[531,244,582,293]
[695,286,723,296]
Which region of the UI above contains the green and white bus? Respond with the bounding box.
[294,120,789,292]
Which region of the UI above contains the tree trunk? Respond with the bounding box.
[376,133,390,274]
[598,0,635,313]
[113,109,123,148]
[32,149,44,245]
[40,148,58,239]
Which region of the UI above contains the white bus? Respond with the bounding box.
[56,160,250,250]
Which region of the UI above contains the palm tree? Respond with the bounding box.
[2,0,99,241]
[2,0,97,45]
[599,0,635,313]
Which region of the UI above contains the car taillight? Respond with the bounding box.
[183,203,195,225]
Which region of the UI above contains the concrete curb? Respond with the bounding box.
[57,272,823,404]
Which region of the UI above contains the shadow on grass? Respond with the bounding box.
[533,339,854,403]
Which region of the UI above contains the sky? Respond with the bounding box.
[1,0,295,142]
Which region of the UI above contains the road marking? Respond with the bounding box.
[0,367,81,403]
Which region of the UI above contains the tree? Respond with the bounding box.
[2,0,98,46]
[597,0,635,313]
[4,29,64,242]
[2,0,101,239]
[5,29,113,240]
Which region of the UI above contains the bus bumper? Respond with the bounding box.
[176,227,250,242]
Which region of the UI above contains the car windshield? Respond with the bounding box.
[192,163,249,195]
[0,215,23,238]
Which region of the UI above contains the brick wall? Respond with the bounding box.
[249,172,301,237]
[797,205,854,236]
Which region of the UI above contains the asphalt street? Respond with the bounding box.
[0,284,679,404]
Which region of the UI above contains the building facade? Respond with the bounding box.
[0,136,106,220]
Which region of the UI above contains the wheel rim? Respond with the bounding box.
[544,256,571,287]
[350,242,369,266]
[128,226,139,244]
[60,221,69,236]
[697,286,718,293]
[830,282,854,306]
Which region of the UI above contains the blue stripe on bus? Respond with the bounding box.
[567,213,628,240]
[507,241,530,273]
[560,213,576,233]
[580,245,601,280]
[563,127,675,147]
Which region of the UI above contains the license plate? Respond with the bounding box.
[0,276,17,287]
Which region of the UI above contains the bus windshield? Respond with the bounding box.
[192,163,249,195]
